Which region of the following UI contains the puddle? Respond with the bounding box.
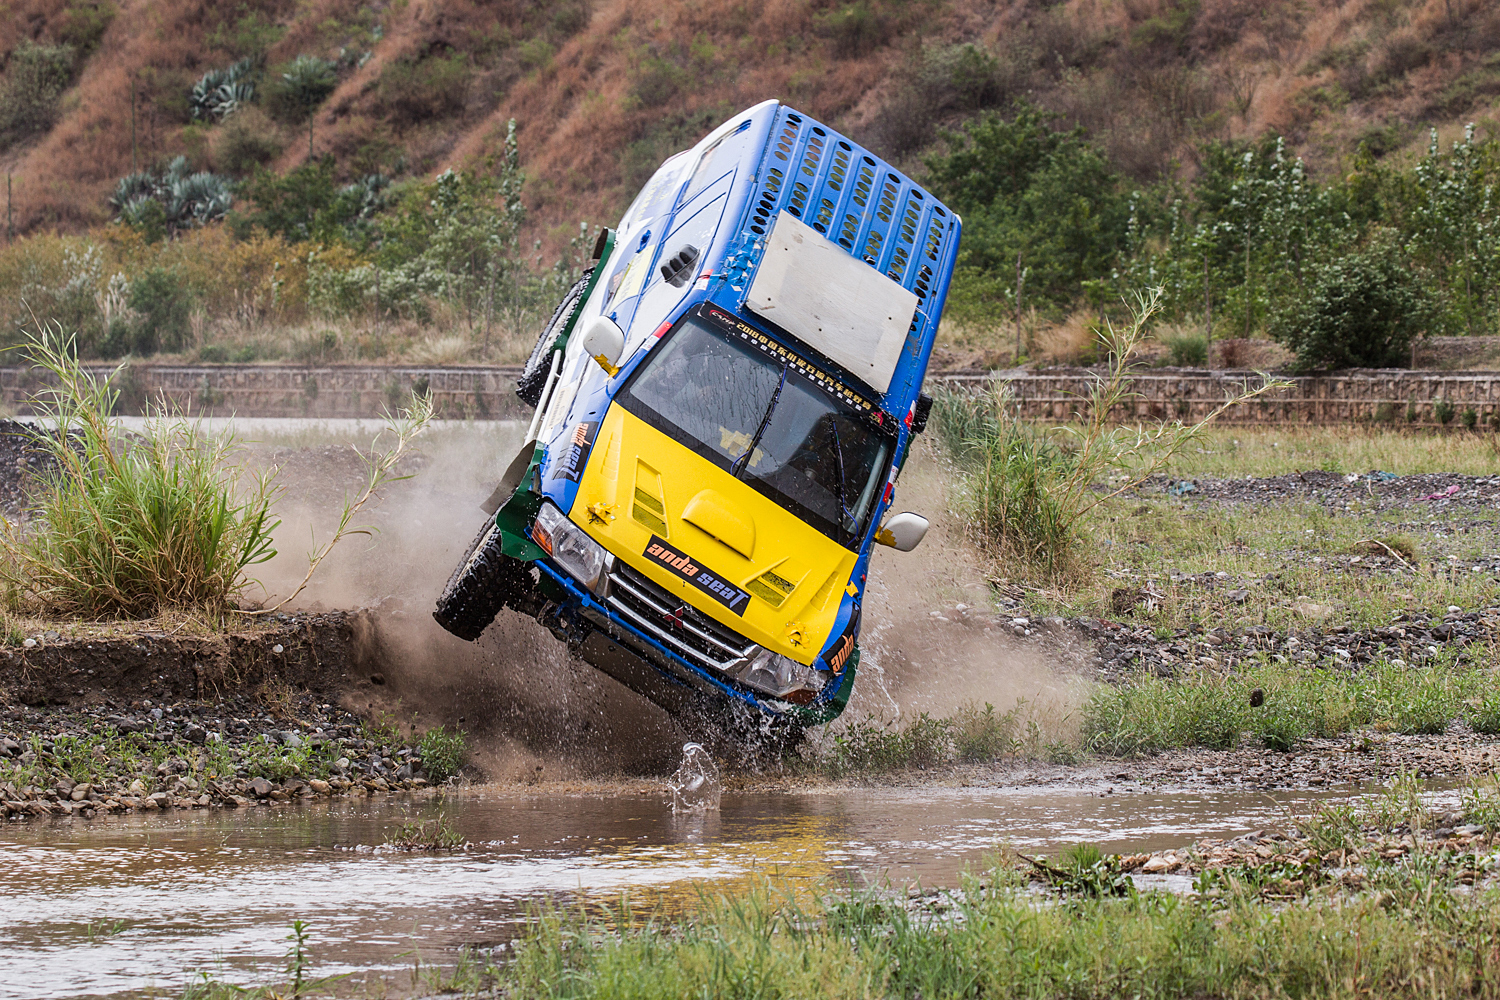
[0,781,1420,999]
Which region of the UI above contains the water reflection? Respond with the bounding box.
[0,782,1400,1000]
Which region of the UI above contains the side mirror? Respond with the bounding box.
[875,511,929,552]
[580,316,626,376]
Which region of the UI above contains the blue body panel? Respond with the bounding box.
[529,101,961,718]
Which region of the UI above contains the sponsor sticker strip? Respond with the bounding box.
[701,306,878,415]
[643,535,752,616]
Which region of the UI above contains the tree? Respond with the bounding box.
[275,55,337,157]
[1269,236,1435,371]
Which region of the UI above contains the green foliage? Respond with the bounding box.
[1434,397,1456,425]
[417,726,467,783]
[1160,329,1208,366]
[57,2,116,56]
[206,8,285,59]
[631,56,687,108]
[1269,237,1435,371]
[110,156,234,234]
[374,52,470,126]
[0,40,76,147]
[814,2,893,58]
[125,267,192,354]
[190,58,256,121]
[386,816,466,850]
[266,55,337,125]
[213,106,284,175]
[0,327,280,616]
[1082,660,1488,756]
[926,105,1129,314]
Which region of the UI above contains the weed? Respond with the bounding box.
[1,327,279,616]
[386,816,467,851]
[417,726,467,783]
[1434,398,1456,425]
[1160,328,1208,366]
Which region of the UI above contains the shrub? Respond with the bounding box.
[212,106,284,175]
[631,56,685,108]
[1434,398,1456,425]
[0,40,75,146]
[814,1,892,58]
[1269,240,1435,371]
[0,327,279,616]
[1160,329,1207,366]
[419,726,467,783]
[128,267,193,353]
[57,1,116,56]
[1461,406,1478,429]
[374,52,469,126]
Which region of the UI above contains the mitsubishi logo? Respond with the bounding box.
[663,605,689,629]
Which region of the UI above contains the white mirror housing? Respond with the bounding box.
[580,316,626,376]
[875,511,929,552]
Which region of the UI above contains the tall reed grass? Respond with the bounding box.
[1,326,279,616]
[932,288,1289,581]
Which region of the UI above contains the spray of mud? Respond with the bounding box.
[239,421,1084,778]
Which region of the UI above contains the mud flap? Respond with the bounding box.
[481,438,540,515]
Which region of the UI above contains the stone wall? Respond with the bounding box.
[936,368,1500,426]
[1,362,1497,426]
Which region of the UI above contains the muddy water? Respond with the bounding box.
[0,781,1418,1000]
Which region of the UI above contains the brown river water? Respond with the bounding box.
[0,780,1434,999]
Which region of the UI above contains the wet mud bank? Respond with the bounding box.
[0,612,455,823]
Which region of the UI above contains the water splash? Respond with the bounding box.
[667,743,722,813]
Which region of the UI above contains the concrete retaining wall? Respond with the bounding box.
[940,368,1500,426]
[1,362,1497,426]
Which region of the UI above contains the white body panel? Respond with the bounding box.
[745,212,919,394]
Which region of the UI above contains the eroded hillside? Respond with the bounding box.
[0,0,1497,253]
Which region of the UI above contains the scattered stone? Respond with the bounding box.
[246,777,273,798]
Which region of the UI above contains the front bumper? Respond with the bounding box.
[531,559,854,724]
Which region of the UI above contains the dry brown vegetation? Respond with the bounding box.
[0,0,1496,259]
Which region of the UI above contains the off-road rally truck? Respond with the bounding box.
[434,100,961,730]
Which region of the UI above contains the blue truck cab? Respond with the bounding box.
[434,100,961,728]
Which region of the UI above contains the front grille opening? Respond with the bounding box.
[604,562,757,675]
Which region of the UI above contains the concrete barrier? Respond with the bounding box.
[1,362,1497,426]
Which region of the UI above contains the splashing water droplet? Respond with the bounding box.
[668,743,721,814]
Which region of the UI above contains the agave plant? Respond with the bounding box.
[190,58,257,120]
[109,156,232,234]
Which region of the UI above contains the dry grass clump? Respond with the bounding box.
[1033,309,1100,365]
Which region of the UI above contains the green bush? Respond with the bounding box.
[128,268,193,354]
[814,2,892,58]
[0,40,75,145]
[374,52,469,125]
[1269,239,1435,371]
[1434,398,1456,425]
[264,55,336,125]
[419,726,468,783]
[1461,406,1478,429]
[1161,329,1208,366]
[57,2,116,56]
[213,106,284,175]
[1,327,279,616]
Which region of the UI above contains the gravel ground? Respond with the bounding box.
[1145,470,1500,513]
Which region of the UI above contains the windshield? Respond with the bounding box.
[619,313,891,547]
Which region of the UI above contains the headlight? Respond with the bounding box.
[532,502,612,595]
[729,648,827,703]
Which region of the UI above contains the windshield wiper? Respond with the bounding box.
[729,362,787,478]
[830,419,855,538]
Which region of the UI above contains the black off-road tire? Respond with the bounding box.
[515,269,594,408]
[433,518,530,641]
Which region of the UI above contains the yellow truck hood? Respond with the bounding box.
[568,405,854,664]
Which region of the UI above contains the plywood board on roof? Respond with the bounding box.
[745,212,918,394]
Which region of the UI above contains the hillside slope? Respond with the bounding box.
[1,0,1497,254]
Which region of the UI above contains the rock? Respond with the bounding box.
[279,732,303,749]
[308,779,330,794]
[127,779,147,795]
[69,784,91,801]
[184,724,208,745]
[334,757,350,772]
[1455,824,1486,837]
[1141,855,1175,874]
[268,789,291,802]
[148,792,170,808]
[1292,601,1334,620]
[246,777,273,798]
[1249,688,1265,708]
[0,738,20,757]
[1226,588,1249,604]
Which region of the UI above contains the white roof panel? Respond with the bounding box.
[745,212,918,394]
